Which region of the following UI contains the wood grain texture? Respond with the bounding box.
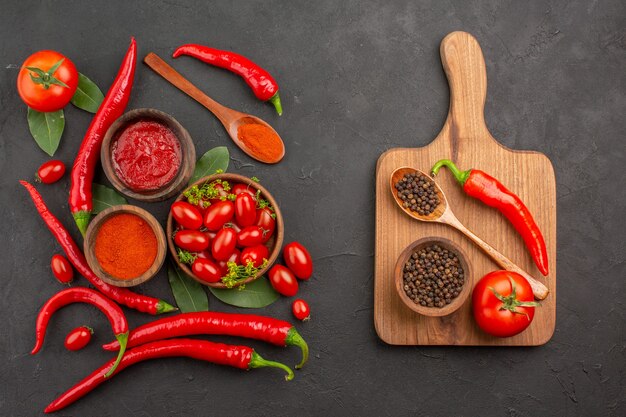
[374,31,557,346]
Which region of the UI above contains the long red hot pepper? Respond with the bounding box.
[101,311,309,369]
[44,339,293,413]
[172,44,283,115]
[69,38,136,235]
[32,287,128,378]
[431,159,549,276]
[20,180,175,315]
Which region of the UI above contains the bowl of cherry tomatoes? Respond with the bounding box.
[166,173,284,288]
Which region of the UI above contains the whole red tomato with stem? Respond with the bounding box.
[211,227,237,261]
[17,51,78,112]
[174,230,210,252]
[235,193,256,227]
[51,254,73,284]
[232,183,256,198]
[292,299,311,321]
[192,258,222,283]
[283,242,313,280]
[269,265,299,296]
[36,160,66,184]
[472,270,539,338]
[64,326,93,351]
[255,207,275,241]
[171,201,203,230]
[241,245,269,268]
[204,201,235,231]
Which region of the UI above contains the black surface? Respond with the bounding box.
[1,1,624,416]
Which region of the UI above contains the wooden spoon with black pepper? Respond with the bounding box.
[143,53,284,164]
[390,167,549,300]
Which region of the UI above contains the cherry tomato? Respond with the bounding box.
[195,250,214,260]
[51,254,73,284]
[241,245,269,268]
[255,207,276,242]
[269,264,299,296]
[208,183,230,204]
[283,242,313,280]
[292,299,311,321]
[36,160,66,184]
[17,50,78,112]
[174,230,210,252]
[217,249,241,275]
[232,183,256,198]
[204,201,235,231]
[472,271,538,338]
[191,258,222,283]
[235,193,256,227]
[237,226,268,247]
[171,201,203,230]
[64,326,93,351]
[211,228,237,261]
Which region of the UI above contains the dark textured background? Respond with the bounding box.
[1,1,624,416]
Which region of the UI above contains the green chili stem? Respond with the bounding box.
[431,159,471,186]
[105,332,128,378]
[156,300,177,314]
[285,327,309,370]
[248,351,294,381]
[268,92,283,116]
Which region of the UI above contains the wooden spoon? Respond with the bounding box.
[390,167,549,300]
[143,52,285,164]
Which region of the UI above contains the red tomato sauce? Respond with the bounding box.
[112,120,182,192]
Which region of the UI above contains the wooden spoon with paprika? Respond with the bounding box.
[144,52,284,164]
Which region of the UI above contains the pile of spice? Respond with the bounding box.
[237,123,283,162]
[111,119,182,192]
[395,172,440,215]
[94,213,158,279]
[402,244,465,308]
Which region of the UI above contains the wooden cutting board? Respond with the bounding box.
[374,31,556,346]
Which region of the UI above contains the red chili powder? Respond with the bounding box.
[94,213,158,279]
[237,123,283,162]
[112,120,182,192]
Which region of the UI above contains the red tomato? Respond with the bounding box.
[37,160,66,184]
[192,258,222,283]
[208,183,230,204]
[204,201,235,231]
[283,242,313,280]
[292,299,311,321]
[255,207,276,241]
[232,183,256,198]
[241,245,269,268]
[51,254,73,284]
[174,230,210,252]
[17,51,78,112]
[217,249,241,275]
[195,250,213,260]
[235,193,256,227]
[269,264,299,296]
[237,226,267,247]
[64,326,93,351]
[472,271,538,338]
[211,228,237,261]
[171,201,203,230]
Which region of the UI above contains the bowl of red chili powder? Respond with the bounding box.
[84,205,167,287]
[101,108,196,202]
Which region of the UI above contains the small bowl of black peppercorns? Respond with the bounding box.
[394,237,471,317]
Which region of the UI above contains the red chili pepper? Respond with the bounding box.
[172,44,283,115]
[31,287,128,378]
[20,180,175,315]
[69,38,137,235]
[431,159,549,276]
[44,339,294,412]
[101,311,309,369]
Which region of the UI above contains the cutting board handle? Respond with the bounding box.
[440,31,490,140]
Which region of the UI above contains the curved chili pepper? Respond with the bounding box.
[172,44,283,115]
[431,159,549,276]
[32,287,128,378]
[101,311,309,369]
[44,339,293,412]
[20,180,175,315]
[69,38,137,235]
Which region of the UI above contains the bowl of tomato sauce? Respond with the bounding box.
[101,108,195,202]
